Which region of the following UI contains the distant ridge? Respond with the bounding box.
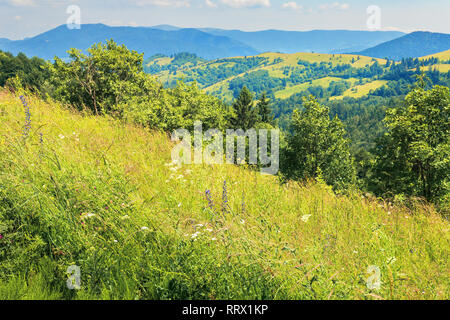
[0,24,405,60]
[356,31,450,60]
[149,25,404,54]
[0,24,258,60]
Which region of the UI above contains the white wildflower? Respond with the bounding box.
[141,226,149,231]
[301,214,312,223]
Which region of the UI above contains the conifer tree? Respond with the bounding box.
[231,86,258,130]
[256,92,274,125]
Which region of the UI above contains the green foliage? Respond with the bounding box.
[281,97,356,190]
[46,40,230,132]
[230,86,258,130]
[0,51,48,92]
[47,40,149,115]
[256,92,274,126]
[371,84,450,207]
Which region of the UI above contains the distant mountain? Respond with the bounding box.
[0,38,11,46]
[0,24,258,60]
[150,26,405,54]
[193,28,405,54]
[356,31,450,60]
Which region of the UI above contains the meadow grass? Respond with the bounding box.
[0,90,448,300]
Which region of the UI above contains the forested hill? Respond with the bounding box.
[145,50,450,103]
[356,31,450,60]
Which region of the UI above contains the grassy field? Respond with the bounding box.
[330,80,389,100]
[0,90,448,300]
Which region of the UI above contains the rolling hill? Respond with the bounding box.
[357,31,450,60]
[145,49,450,103]
[145,51,388,101]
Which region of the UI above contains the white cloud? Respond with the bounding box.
[282,2,302,11]
[7,0,35,6]
[132,0,191,7]
[220,0,270,8]
[319,2,349,11]
[205,0,217,7]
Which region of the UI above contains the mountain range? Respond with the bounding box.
[356,31,450,60]
[0,24,449,61]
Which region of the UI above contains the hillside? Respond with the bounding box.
[146,52,388,102]
[357,32,450,60]
[0,24,258,60]
[0,90,448,299]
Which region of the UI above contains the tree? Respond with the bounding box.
[371,84,450,204]
[47,40,152,115]
[281,96,355,190]
[230,86,258,130]
[256,92,274,125]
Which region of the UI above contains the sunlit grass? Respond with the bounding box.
[0,90,448,300]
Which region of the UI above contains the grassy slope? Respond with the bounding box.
[330,80,389,100]
[419,49,450,61]
[0,91,448,300]
[149,52,387,101]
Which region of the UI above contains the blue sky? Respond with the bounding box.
[0,0,449,39]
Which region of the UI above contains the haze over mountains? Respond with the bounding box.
[0,24,449,61]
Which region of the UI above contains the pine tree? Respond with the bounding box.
[231,86,258,130]
[256,92,274,125]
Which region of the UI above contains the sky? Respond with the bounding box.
[0,0,449,40]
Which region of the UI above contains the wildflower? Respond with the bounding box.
[59,134,65,140]
[191,232,200,239]
[81,212,96,219]
[240,219,245,225]
[141,226,149,231]
[178,202,182,207]
[301,214,312,223]
[0,234,3,240]
[211,238,217,241]
[113,240,118,243]
[206,228,213,232]
[205,189,216,214]
[222,180,229,215]
[120,215,130,220]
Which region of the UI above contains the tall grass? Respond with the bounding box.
[0,90,448,300]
